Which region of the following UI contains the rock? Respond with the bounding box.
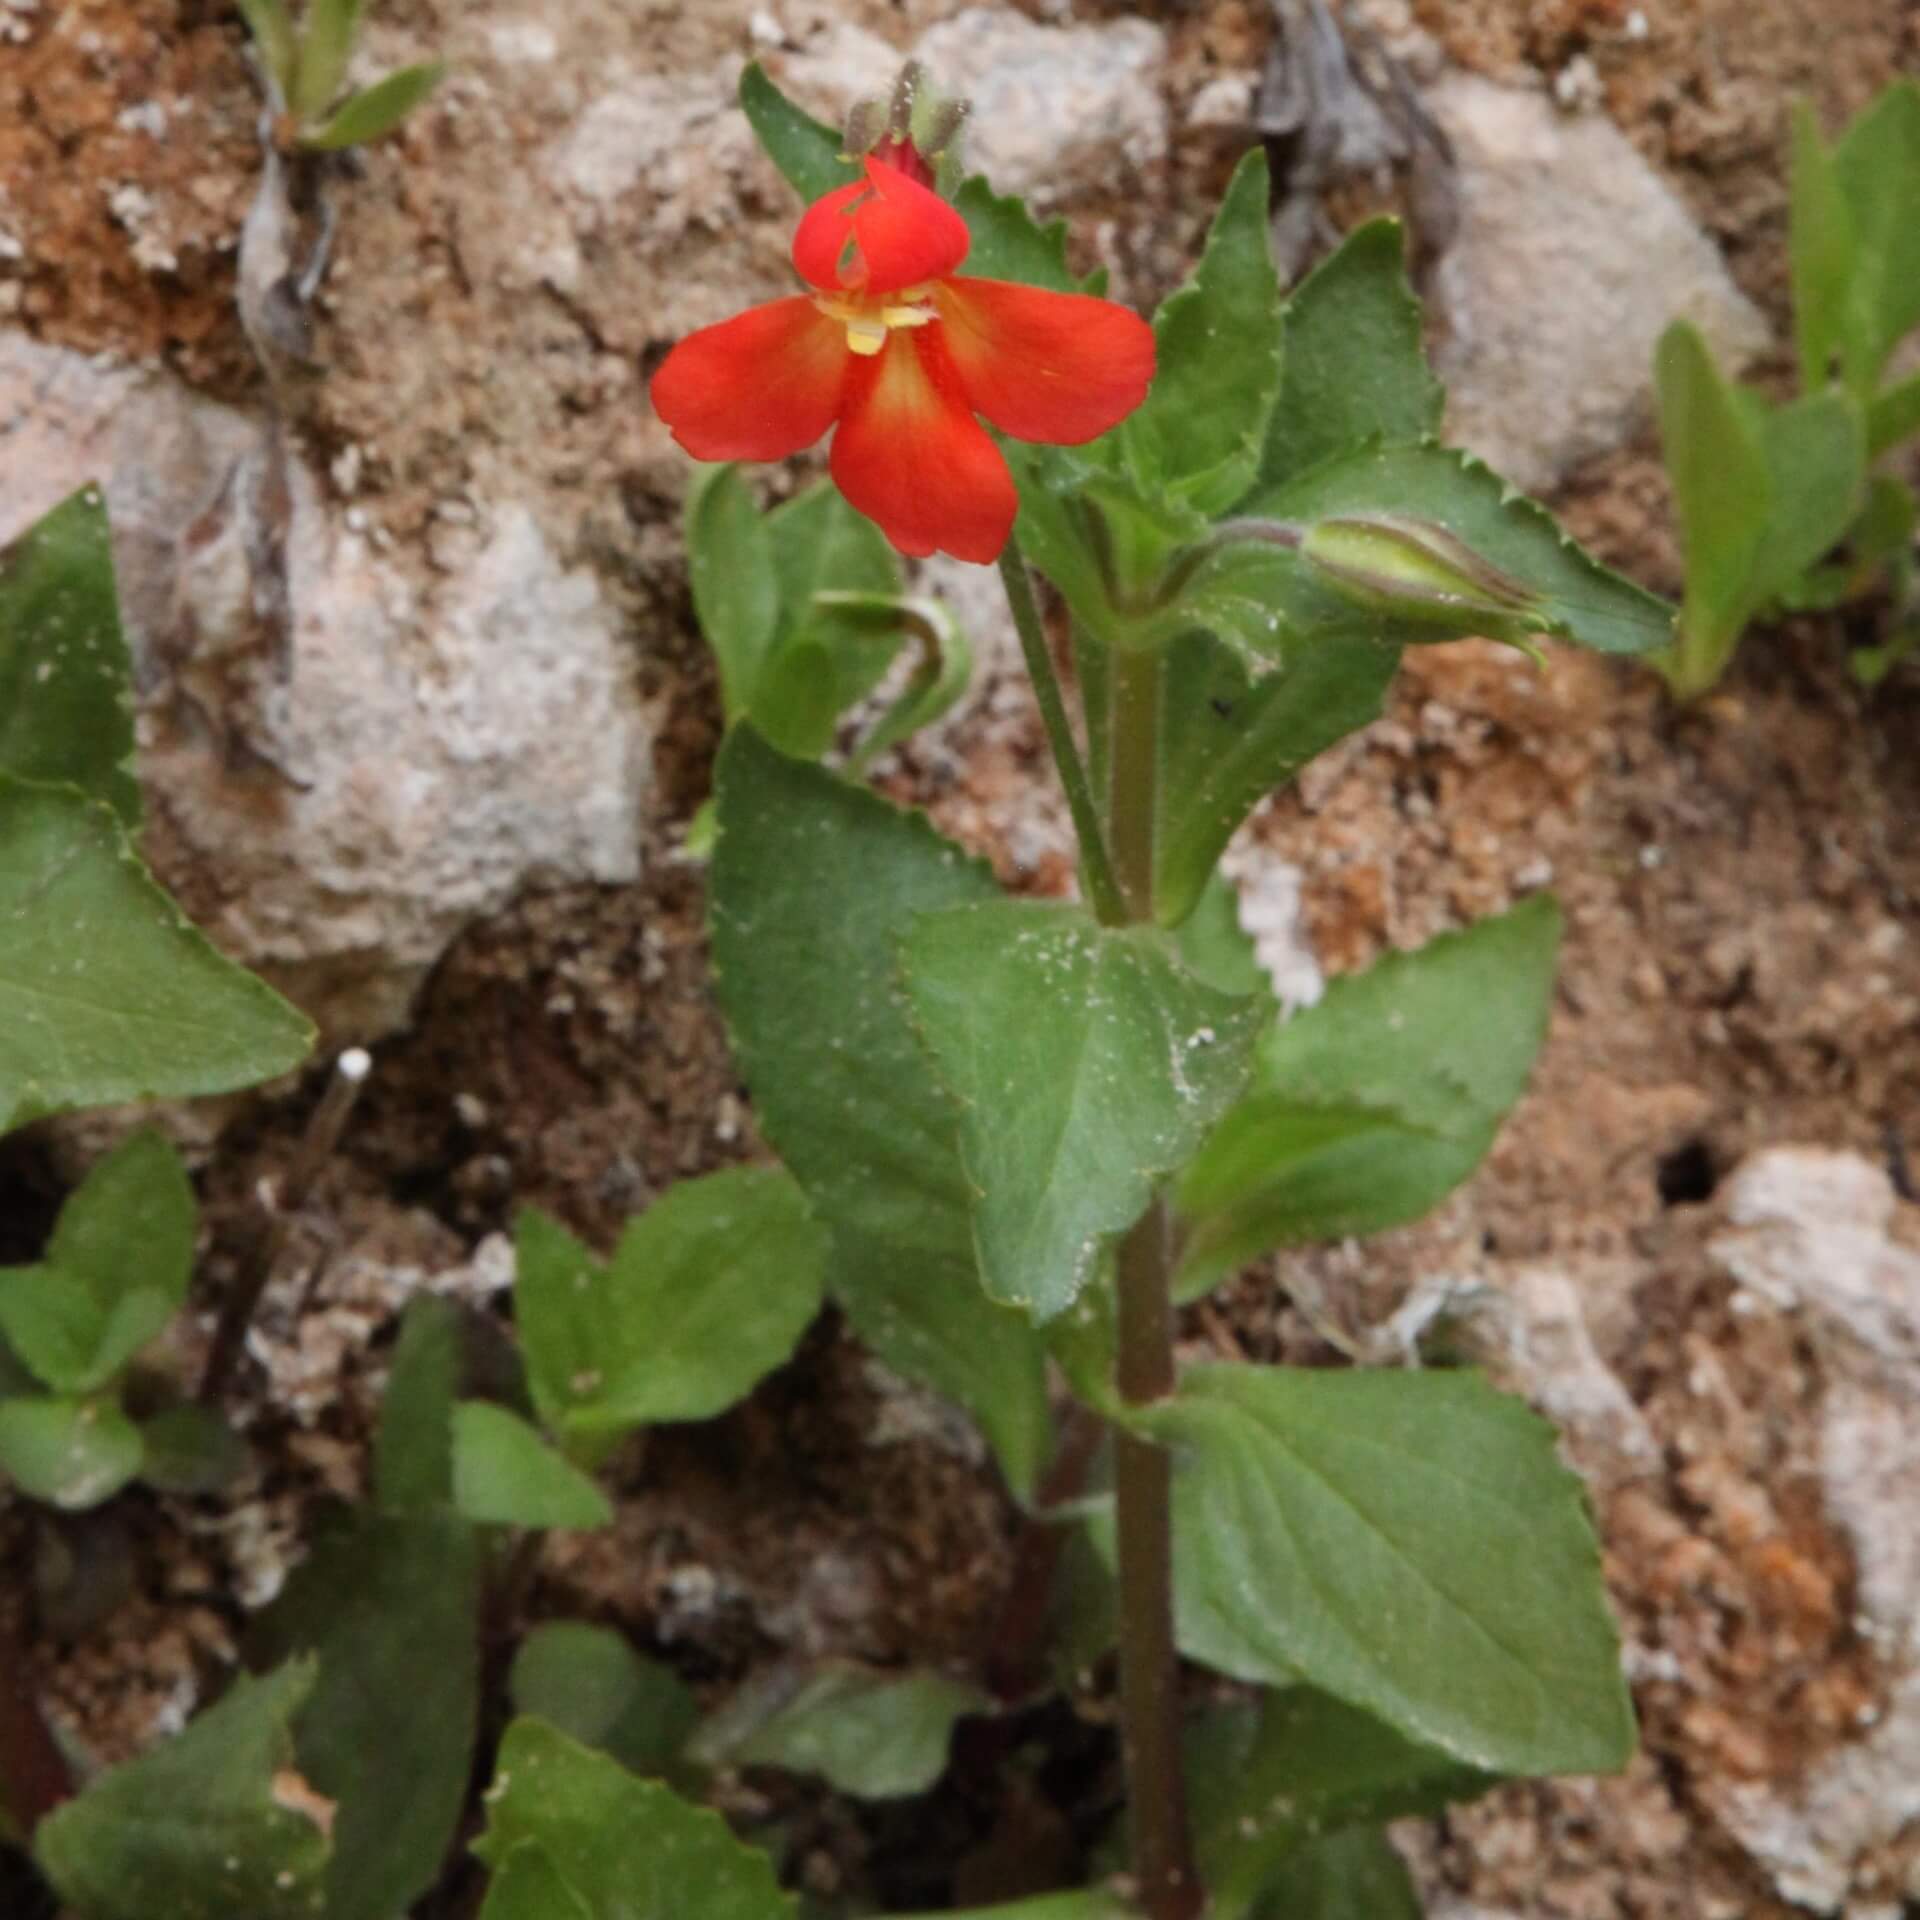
[1703,1149,1920,1910]
[774,10,1169,210]
[912,8,1169,206]
[1479,1263,1662,1487]
[1220,839,1325,1012]
[1427,75,1769,493]
[0,331,649,1040]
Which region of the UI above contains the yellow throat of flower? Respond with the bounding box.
[814,284,938,357]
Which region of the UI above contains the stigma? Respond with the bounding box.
[814,284,939,357]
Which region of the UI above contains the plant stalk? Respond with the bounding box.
[983,1401,1106,1703]
[1113,1202,1199,1920]
[0,1614,70,1838]
[1105,641,1201,1920]
[1106,647,1159,924]
[200,1047,372,1404]
[997,536,1128,928]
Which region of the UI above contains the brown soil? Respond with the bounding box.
[5,0,1920,1916]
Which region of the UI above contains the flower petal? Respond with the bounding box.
[935,278,1156,445]
[650,296,849,461]
[793,157,971,296]
[829,330,1016,564]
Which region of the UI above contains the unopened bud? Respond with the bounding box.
[1301,514,1546,644]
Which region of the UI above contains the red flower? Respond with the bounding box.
[651,155,1156,564]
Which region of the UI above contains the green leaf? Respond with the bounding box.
[299,62,443,150]
[879,1898,1135,1920]
[953,177,1090,293]
[1177,896,1560,1296]
[1141,1363,1634,1775]
[0,1393,143,1508]
[1004,445,1130,642]
[0,1126,197,1394]
[482,1847,593,1920]
[510,1623,698,1779]
[1250,1827,1423,1920]
[452,1401,614,1529]
[768,485,903,662]
[1189,1689,1492,1917]
[1174,870,1266,999]
[686,1661,984,1800]
[1154,627,1398,929]
[514,1167,825,1444]
[836,593,975,772]
[765,483,906,723]
[1749,388,1867,609]
[250,1511,481,1920]
[0,776,313,1135]
[1242,442,1674,659]
[0,1275,170,1397]
[474,1718,794,1920]
[710,730,1051,1497]
[899,902,1267,1320]
[34,1660,331,1920]
[1868,369,1920,456]
[739,62,859,204]
[235,0,298,99]
[138,1403,250,1495]
[1259,219,1442,490]
[50,1127,196,1304]
[1121,152,1282,516]
[1654,327,1870,694]
[689,465,782,724]
[290,0,361,118]
[1788,100,1856,393]
[1656,321,1767,685]
[373,1292,462,1516]
[1832,79,1920,392]
[746,636,844,759]
[0,489,140,829]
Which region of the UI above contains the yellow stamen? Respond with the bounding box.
[815,284,938,356]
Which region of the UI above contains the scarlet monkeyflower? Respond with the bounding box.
[650,152,1156,564]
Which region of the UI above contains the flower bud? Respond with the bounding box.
[1301,514,1547,644]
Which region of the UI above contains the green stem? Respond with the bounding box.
[997,536,1128,928]
[1106,645,1159,921]
[1104,641,1201,1920]
[1114,1202,1200,1920]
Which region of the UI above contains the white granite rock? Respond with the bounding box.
[1706,1149,1920,1910]
[1428,74,1770,493]
[913,7,1169,206]
[0,332,649,1040]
